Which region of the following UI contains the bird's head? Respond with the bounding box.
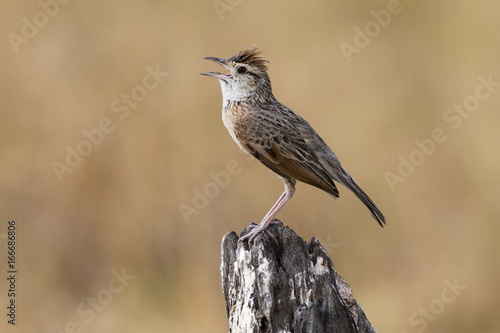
[201,45,273,103]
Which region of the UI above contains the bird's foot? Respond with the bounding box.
[238,219,282,245]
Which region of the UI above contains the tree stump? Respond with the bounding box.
[220,221,376,333]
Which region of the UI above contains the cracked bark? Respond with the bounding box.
[221,221,376,333]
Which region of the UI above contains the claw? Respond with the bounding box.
[264,229,279,246]
[238,221,280,246]
[238,227,262,244]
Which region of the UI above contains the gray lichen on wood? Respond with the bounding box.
[221,222,376,333]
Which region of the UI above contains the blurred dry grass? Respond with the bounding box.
[1,0,499,332]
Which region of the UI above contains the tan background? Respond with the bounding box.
[1,1,499,332]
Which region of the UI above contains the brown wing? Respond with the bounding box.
[234,114,339,198]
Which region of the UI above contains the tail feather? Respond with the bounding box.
[339,171,386,227]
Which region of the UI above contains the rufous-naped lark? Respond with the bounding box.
[202,46,385,243]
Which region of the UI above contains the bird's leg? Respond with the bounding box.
[239,178,296,244]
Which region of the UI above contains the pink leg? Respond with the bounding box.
[239,178,296,244]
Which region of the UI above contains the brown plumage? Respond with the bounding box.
[202,46,385,243]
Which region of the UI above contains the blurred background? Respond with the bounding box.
[1,1,499,332]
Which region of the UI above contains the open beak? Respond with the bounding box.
[201,57,232,81]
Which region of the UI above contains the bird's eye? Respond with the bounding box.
[237,67,247,74]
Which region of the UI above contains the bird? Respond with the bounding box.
[201,45,385,243]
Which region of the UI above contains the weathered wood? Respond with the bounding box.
[221,221,376,333]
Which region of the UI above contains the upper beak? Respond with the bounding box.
[201,57,232,80]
